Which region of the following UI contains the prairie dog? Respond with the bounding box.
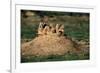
[38,22,48,35]
[56,24,60,33]
[58,25,64,36]
[38,22,43,35]
[43,26,50,35]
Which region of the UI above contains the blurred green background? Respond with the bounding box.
[21,10,89,41]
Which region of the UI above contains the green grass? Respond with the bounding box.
[21,53,89,63]
[21,24,38,39]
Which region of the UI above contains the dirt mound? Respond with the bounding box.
[21,23,86,57]
[21,34,80,57]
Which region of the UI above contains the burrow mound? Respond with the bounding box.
[21,35,80,57]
